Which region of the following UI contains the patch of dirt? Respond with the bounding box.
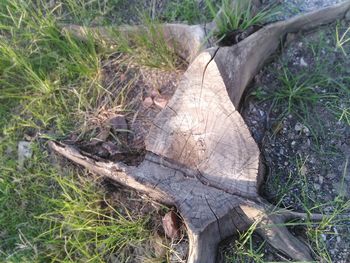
[241,23,350,262]
[75,53,182,165]
[266,0,344,20]
[281,0,343,12]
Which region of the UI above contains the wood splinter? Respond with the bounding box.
[50,2,350,262]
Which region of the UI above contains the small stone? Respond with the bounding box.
[314,183,321,190]
[324,206,333,213]
[300,57,308,67]
[295,122,303,132]
[302,126,310,136]
[162,211,181,239]
[291,141,296,146]
[319,175,324,184]
[306,138,311,146]
[327,173,337,180]
[143,97,153,108]
[18,141,32,169]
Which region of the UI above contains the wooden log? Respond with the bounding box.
[50,2,350,262]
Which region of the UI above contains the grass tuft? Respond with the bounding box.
[206,0,275,42]
[336,24,350,56]
[164,0,212,24]
[37,173,151,262]
[0,1,162,262]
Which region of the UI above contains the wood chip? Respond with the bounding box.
[143,97,154,108]
[153,95,168,109]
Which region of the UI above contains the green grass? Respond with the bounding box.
[0,0,105,136]
[163,0,212,24]
[0,0,171,262]
[264,67,333,116]
[225,222,265,263]
[0,142,152,262]
[336,24,350,56]
[206,0,275,41]
[116,15,183,70]
[239,25,350,263]
[252,27,350,133]
[37,173,152,262]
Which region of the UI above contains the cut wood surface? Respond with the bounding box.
[51,1,350,262]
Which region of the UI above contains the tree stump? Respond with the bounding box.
[50,2,350,262]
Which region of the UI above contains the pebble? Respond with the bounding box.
[18,141,32,169]
[314,183,321,190]
[300,57,308,67]
[295,122,303,131]
[326,173,337,180]
[303,126,310,136]
[319,175,324,184]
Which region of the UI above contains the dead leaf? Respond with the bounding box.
[162,211,181,239]
[143,97,153,108]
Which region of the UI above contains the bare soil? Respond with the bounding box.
[241,24,350,262]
